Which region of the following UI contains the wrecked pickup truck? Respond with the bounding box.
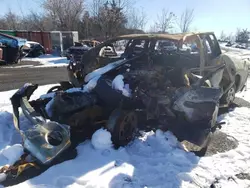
[1,32,247,185]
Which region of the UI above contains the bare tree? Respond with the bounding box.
[112,0,135,14]
[219,31,227,41]
[155,8,176,33]
[236,28,249,43]
[0,18,7,29]
[90,0,133,18]
[227,32,234,42]
[90,0,103,17]
[43,0,85,30]
[126,7,147,30]
[88,0,129,38]
[21,12,51,31]
[4,10,21,30]
[178,8,194,33]
[148,23,158,33]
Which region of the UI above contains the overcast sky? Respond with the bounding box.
[0,0,249,37]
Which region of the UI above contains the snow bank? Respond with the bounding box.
[91,128,113,150]
[84,75,101,92]
[84,59,124,82]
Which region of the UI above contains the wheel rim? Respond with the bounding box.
[227,87,235,103]
[118,112,137,144]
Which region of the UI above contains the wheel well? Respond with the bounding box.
[235,75,241,91]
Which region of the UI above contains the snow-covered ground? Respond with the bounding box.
[0,80,250,187]
[220,43,250,56]
[20,54,69,68]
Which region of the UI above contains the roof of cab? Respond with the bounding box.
[114,32,215,41]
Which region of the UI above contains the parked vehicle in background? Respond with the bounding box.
[80,40,101,48]
[0,30,79,56]
[20,41,46,58]
[157,40,177,52]
[64,42,91,61]
[225,41,233,47]
[0,44,3,63]
[235,44,247,49]
[0,32,26,64]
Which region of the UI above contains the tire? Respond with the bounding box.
[220,84,236,106]
[106,109,138,148]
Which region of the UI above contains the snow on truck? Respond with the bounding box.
[0,32,248,186]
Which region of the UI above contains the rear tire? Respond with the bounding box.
[220,84,236,106]
[106,109,138,148]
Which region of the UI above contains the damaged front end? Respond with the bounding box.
[171,84,222,146]
[132,63,225,147]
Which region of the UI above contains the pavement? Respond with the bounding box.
[0,61,68,91]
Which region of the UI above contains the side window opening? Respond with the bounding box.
[209,34,222,57]
[180,40,200,54]
[155,40,178,54]
[98,40,129,58]
[123,39,149,57]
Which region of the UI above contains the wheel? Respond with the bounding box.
[47,86,62,94]
[106,109,138,148]
[220,84,236,106]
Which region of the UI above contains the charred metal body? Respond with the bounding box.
[12,33,230,149]
[5,32,235,184]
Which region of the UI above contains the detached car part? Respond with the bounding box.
[10,83,71,165]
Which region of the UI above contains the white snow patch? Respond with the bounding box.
[84,59,124,82]
[91,128,113,150]
[0,144,23,167]
[83,75,101,92]
[39,92,56,100]
[112,75,132,97]
[44,77,102,117]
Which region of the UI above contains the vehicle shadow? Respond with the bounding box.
[107,131,201,188]
[218,97,250,116]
